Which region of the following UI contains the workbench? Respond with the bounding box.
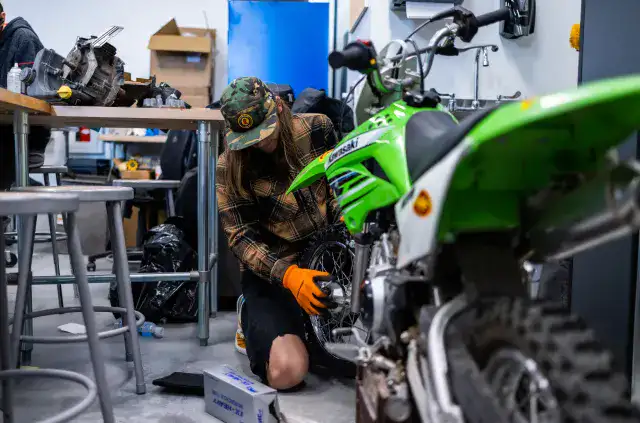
[0,88,224,349]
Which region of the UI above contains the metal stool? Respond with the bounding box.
[30,165,71,307]
[0,192,99,423]
[113,179,181,217]
[86,179,181,271]
[11,186,147,421]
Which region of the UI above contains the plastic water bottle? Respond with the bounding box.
[113,318,165,338]
[7,63,22,93]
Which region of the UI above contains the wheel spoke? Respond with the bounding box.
[306,239,367,358]
[483,348,560,423]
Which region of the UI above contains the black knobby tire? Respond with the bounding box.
[537,260,571,308]
[455,298,640,422]
[300,223,357,379]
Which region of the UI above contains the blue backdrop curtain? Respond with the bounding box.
[227,0,330,97]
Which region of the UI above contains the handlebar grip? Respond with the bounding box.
[328,42,372,71]
[475,8,511,28]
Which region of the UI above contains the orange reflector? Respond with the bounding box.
[319,149,333,163]
[413,190,432,217]
[340,216,345,222]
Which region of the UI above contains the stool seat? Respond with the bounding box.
[13,185,134,202]
[29,165,69,175]
[0,192,79,215]
[113,179,181,190]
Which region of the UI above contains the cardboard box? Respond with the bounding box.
[204,365,282,423]
[120,170,153,180]
[182,95,211,108]
[123,206,140,248]
[149,19,215,106]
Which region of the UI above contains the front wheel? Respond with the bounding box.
[452,298,640,423]
[300,224,364,379]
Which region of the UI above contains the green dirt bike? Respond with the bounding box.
[288,4,640,423]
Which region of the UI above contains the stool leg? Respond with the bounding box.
[166,189,176,217]
[0,227,15,423]
[20,215,38,366]
[107,201,146,395]
[55,174,78,299]
[45,174,64,309]
[107,204,132,364]
[65,212,116,423]
[10,215,35,369]
[61,213,80,299]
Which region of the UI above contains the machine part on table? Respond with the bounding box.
[22,26,126,106]
[125,159,139,172]
[114,76,190,109]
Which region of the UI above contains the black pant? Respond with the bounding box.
[0,124,50,191]
[241,270,312,383]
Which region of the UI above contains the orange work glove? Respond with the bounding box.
[283,265,337,316]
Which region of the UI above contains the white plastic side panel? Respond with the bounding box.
[395,140,471,269]
[325,127,390,170]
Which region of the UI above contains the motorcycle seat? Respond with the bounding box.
[407,106,499,182]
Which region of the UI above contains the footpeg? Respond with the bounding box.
[324,343,361,363]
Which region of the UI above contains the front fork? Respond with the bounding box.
[351,231,373,314]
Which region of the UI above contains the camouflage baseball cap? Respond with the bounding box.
[220,77,278,151]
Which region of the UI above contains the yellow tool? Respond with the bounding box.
[57,85,73,100]
[126,159,139,171]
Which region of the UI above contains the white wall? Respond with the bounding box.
[347,0,582,100]
[3,0,229,99]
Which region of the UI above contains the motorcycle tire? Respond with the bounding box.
[453,297,640,422]
[300,223,358,379]
[536,260,571,308]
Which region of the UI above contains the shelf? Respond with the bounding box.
[98,135,168,144]
[392,0,461,19]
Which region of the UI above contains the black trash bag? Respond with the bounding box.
[292,88,355,139]
[109,216,197,324]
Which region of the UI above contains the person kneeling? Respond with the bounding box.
[217,77,340,390]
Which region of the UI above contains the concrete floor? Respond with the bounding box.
[3,246,356,423]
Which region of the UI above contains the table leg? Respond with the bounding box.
[209,130,220,317]
[13,111,33,365]
[197,121,213,346]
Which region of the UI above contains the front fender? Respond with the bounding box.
[287,150,334,194]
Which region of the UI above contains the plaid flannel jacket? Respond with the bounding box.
[216,113,340,284]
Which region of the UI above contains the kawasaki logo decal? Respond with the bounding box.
[325,127,390,170]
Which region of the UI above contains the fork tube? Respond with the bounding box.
[351,230,372,314]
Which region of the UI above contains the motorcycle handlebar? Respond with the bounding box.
[475,7,511,28]
[328,42,372,71]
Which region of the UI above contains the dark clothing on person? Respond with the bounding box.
[0,17,50,191]
[240,269,311,383]
[0,17,43,87]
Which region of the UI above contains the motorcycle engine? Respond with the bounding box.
[22,26,125,106]
[360,231,399,337]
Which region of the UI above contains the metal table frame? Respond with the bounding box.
[3,92,223,349]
